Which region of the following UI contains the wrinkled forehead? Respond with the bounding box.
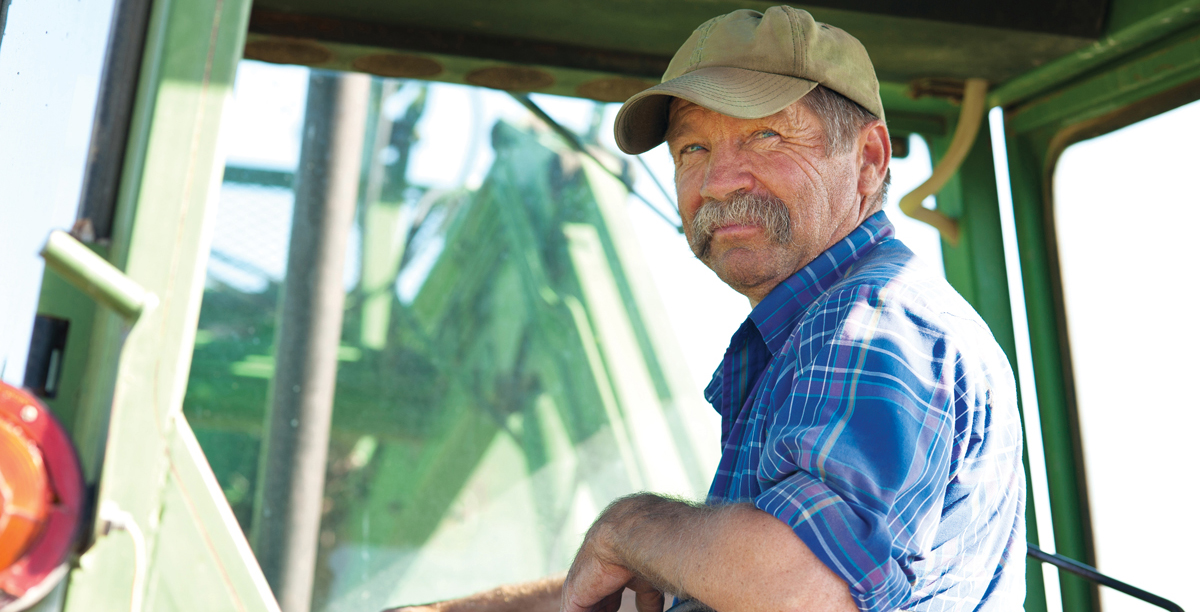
[664,98,697,137]
[665,97,815,141]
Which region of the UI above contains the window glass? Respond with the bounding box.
[0,0,117,384]
[184,60,941,610]
[1054,99,1199,612]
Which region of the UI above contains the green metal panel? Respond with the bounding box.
[32,262,100,443]
[243,0,1095,88]
[146,413,278,610]
[991,8,1200,610]
[934,127,1014,342]
[1107,0,1190,31]
[47,0,277,610]
[1009,21,1200,134]
[1000,122,1099,612]
[990,0,1200,108]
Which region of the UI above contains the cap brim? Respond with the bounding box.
[614,66,818,155]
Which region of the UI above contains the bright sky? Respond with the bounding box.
[0,0,117,384]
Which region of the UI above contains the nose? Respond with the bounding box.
[699,146,755,202]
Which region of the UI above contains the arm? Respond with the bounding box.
[384,574,565,612]
[561,494,857,612]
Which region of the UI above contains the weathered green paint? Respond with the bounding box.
[32,258,100,444]
[990,0,1200,108]
[1001,125,1098,612]
[247,0,1094,89]
[52,0,277,610]
[1107,0,1192,31]
[145,413,277,610]
[1009,21,1200,133]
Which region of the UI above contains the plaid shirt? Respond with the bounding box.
[705,212,1026,612]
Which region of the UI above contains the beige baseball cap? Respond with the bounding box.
[614,6,884,155]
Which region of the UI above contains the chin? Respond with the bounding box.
[710,261,785,296]
[706,247,802,297]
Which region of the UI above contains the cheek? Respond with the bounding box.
[674,168,704,219]
[786,158,852,207]
[822,156,858,191]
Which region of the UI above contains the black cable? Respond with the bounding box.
[1027,543,1184,612]
[509,93,684,233]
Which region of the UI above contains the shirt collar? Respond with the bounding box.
[748,211,895,356]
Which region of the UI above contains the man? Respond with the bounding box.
[391,6,1025,612]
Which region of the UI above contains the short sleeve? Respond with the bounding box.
[753,285,957,612]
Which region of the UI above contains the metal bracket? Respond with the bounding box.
[898,78,989,246]
[39,231,157,323]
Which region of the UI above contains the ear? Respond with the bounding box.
[856,120,890,204]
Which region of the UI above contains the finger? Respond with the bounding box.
[561,556,633,612]
[594,590,624,612]
[623,578,664,612]
[633,589,664,612]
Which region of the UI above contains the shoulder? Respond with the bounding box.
[818,238,988,336]
[785,238,1011,381]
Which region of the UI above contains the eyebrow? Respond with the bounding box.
[663,98,698,144]
[664,116,697,145]
[664,122,686,144]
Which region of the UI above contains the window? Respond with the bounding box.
[0,0,117,385]
[1054,99,1199,612]
[187,63,720,610]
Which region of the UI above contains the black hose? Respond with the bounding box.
[1028,543,1184,612]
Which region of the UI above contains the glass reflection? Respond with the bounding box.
[183,62,718,611]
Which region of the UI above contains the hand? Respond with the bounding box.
[560,522,665,612]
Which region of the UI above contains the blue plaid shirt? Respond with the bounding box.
[705,212,1026,612]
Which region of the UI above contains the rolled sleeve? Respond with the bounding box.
[753,288,957,612]
[756,470,914,612]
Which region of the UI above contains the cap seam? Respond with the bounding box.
[691,20,716,68]
[785,6,802,77]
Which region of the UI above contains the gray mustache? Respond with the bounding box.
[689,192,793,260]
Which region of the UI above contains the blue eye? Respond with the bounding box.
[758,130,779,139]
[681,143,705,154]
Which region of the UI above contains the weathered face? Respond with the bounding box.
[667,99,884,304]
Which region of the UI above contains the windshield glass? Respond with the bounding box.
[183,59,940,610]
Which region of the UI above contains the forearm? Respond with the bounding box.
[584,494,856,612]
[384,574,565,612]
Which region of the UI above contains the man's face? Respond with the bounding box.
[667,99,869,304]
